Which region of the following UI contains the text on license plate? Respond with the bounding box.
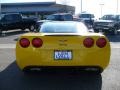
[54,50,72,60]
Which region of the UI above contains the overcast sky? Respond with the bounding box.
[1,0,120,18]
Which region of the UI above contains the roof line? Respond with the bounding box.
[1,2,56,5]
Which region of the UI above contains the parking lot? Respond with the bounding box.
[0,30,120,90]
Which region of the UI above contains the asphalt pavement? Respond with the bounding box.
[0,30,120,90]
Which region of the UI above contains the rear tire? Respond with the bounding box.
[21,28,26,31]
[22,67,42,74]
[85,67,103,74]
[94,29,99,33]
[22,67,31,74]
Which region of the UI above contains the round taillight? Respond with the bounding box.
[19,38,30,48]
[96,38,107,48]
[32,38,43,48]
[83,38,94,48]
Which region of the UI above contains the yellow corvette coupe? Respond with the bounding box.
[16,21,110,73]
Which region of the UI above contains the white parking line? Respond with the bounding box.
[110,42,120,48]
[0,44,16,49]
[0,43,120,49]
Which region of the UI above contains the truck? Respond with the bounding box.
[0,13,38,34]
[93,14,120,35]
[76,13,95,29]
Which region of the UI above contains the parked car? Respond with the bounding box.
[77,13,95,28]
[93,14,120,35]
[0,13,38,34]
[16,21,110,74]
[46,13,73,21]
[36,13,73,31]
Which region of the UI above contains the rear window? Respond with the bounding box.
[101,15,115,20]
[46,14,73,21]
[40,22,88,33]
[79,14,94,18]
[46,15,60,20]
[62,14,73,21]
[4,15,13,21]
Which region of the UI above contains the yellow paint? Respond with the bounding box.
[16,33,110,70]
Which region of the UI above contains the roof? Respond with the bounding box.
[1,2,56,6]
[52,13,72,15]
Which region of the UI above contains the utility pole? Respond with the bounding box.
[99,3,104,17]
[81,0,82,13]
[116,0,118,14]
[0,1,1,15]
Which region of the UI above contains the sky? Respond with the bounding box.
[0,0,120,18]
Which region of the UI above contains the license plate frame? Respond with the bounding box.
[54,50,72,60]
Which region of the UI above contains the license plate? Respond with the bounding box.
[54,50,72,60]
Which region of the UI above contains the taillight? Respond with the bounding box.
[32,38,43,48]
[83,38,94,48]
[19,38,30,48]
[96,38,107,48]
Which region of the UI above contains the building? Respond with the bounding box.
[1,2,75,19]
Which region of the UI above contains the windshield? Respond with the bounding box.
[46,15,60,20]
[46,14,73,21]
[79,14,94,18]
[101,15,115,20]
[61,14,73,20]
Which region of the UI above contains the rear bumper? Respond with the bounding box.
[16,48,110,71]
[23,66,103,72]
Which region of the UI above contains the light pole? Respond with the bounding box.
[0,2,1,15]
[81,0,82,13]
[116,0,118,14]
[99,3,104,17]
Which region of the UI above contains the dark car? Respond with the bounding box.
[93,14,120,35]
[46,13,73,21]
[0,13,38,34]
[77,13,95,28]
[36,13,73,31]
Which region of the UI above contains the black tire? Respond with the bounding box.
[95,68,103,74]
[29,25,35,32]
[85,67,103,74]
[22,67,31,74]
[21,28,26,31]
[22,67,42,74]
[94,29,99,33]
